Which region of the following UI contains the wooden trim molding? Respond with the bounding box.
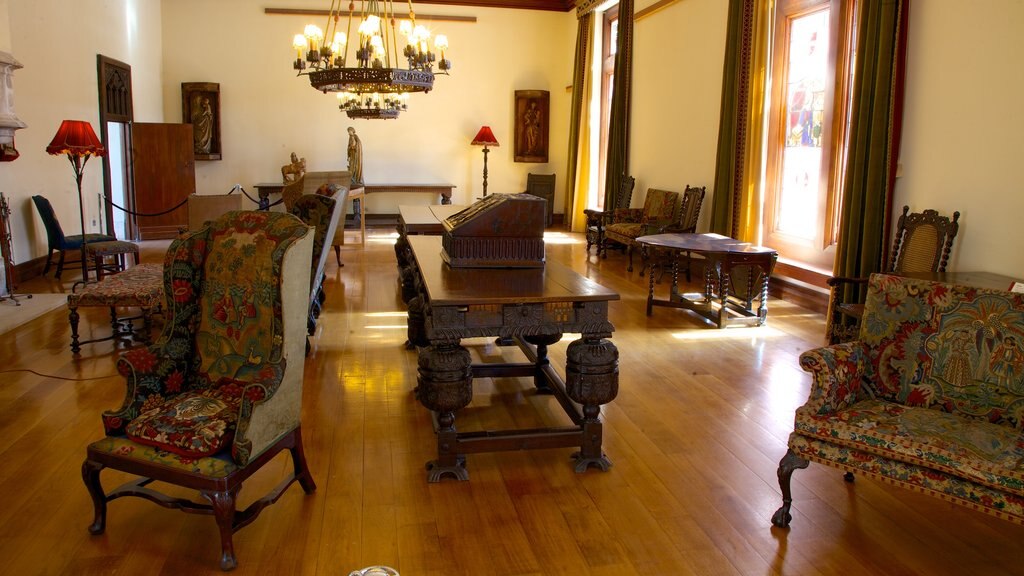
[265,8,479,21]
[635,0,682,22]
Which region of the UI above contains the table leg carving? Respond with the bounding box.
[646,263,656,316]
[718,264,731,329]
[523,333,562,393]
[565,335,618,472]
[69,305,81,354]
[758,264,770,325]
[406,295,429,350]
[417,342,473,482]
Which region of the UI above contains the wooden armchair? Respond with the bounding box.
[604,187,682,272]
[81,211,315,570]
[584,175,635,257]
[280,175,305,213]
[290,190,347,338]
[523,173,556,227]
[642,184,706,280]
[304,170,352,266]
[827,205,961,344]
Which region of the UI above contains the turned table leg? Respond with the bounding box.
[416,341,473,482]
[565,334,619,472]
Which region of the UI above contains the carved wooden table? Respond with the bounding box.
[406,235,620,482]
[636,233,778,328]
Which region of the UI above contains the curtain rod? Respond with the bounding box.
[264,8,478,23]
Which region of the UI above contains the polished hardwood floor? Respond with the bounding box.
[2,228,1023,575]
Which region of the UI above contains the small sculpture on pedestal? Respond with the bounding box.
[281,152,306,183]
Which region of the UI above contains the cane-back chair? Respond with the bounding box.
[584,175,635,257]
[642,185,707,280]
[827,205,961,344]
[81,211,315,570]
[604,187,682,272]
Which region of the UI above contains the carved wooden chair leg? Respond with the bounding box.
[81,459,107,535]
[204,487,240,571]
[290,429,317,494]
[771,449,809,527]
[844,471,855,482]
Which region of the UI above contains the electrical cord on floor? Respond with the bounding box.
[0,368,118,381]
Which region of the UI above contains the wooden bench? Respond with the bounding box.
[67,263,164,354]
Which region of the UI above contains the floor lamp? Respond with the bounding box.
[46,120,106,285]
[471,126,499,197]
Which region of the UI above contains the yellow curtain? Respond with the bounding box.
[565,13,595,233]
[737,0,772,242]
[710,0,772,243]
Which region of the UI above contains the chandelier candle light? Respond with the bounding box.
[293,0,452,120]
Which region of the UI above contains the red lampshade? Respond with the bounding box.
[471,126,499,147]
[45,120,106,158]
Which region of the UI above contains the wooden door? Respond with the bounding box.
[131,123,195,239]
[97,55,134,238]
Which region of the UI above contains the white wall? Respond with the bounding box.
[629,0,727,232]
[160,0,574,217]
[0,0,164,265]
[897,0,1024,278]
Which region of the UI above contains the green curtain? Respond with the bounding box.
[710,0,750,238]
[564,12,593,230]
[603,0,634,210]
[833,0,910,290]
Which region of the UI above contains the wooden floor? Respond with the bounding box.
[2,228,1023,575]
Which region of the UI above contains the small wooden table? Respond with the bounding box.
[406,235,620,482]
[637,233,778,328]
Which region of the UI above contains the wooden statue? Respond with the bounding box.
[281,152,306,183]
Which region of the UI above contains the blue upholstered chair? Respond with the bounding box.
[31,195,115,279]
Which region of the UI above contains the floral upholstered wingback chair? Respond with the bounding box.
[82,211,315,571]
[604,187,682,272]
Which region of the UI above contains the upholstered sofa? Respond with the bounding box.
[773,273,1024,527]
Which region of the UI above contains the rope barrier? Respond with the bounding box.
[103,183,278,217]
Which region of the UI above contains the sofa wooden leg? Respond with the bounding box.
[844,471,855,482]
[772,449,809,528]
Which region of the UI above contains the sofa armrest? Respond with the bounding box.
[798,341,870,415]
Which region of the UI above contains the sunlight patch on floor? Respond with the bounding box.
[543,231,582,245]
[671,325,785,341]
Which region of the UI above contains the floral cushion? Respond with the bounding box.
[89,436,238,478]
[605,222,645,242]
[789,433,1024,524]
[125,387,242,458]
[795,398,1024,495]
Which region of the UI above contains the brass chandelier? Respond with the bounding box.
[292,0,452,120]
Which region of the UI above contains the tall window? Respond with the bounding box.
[763,0,853,272]
[595,5,618,209]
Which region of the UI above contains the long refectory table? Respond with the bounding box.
[405,235,621,482]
